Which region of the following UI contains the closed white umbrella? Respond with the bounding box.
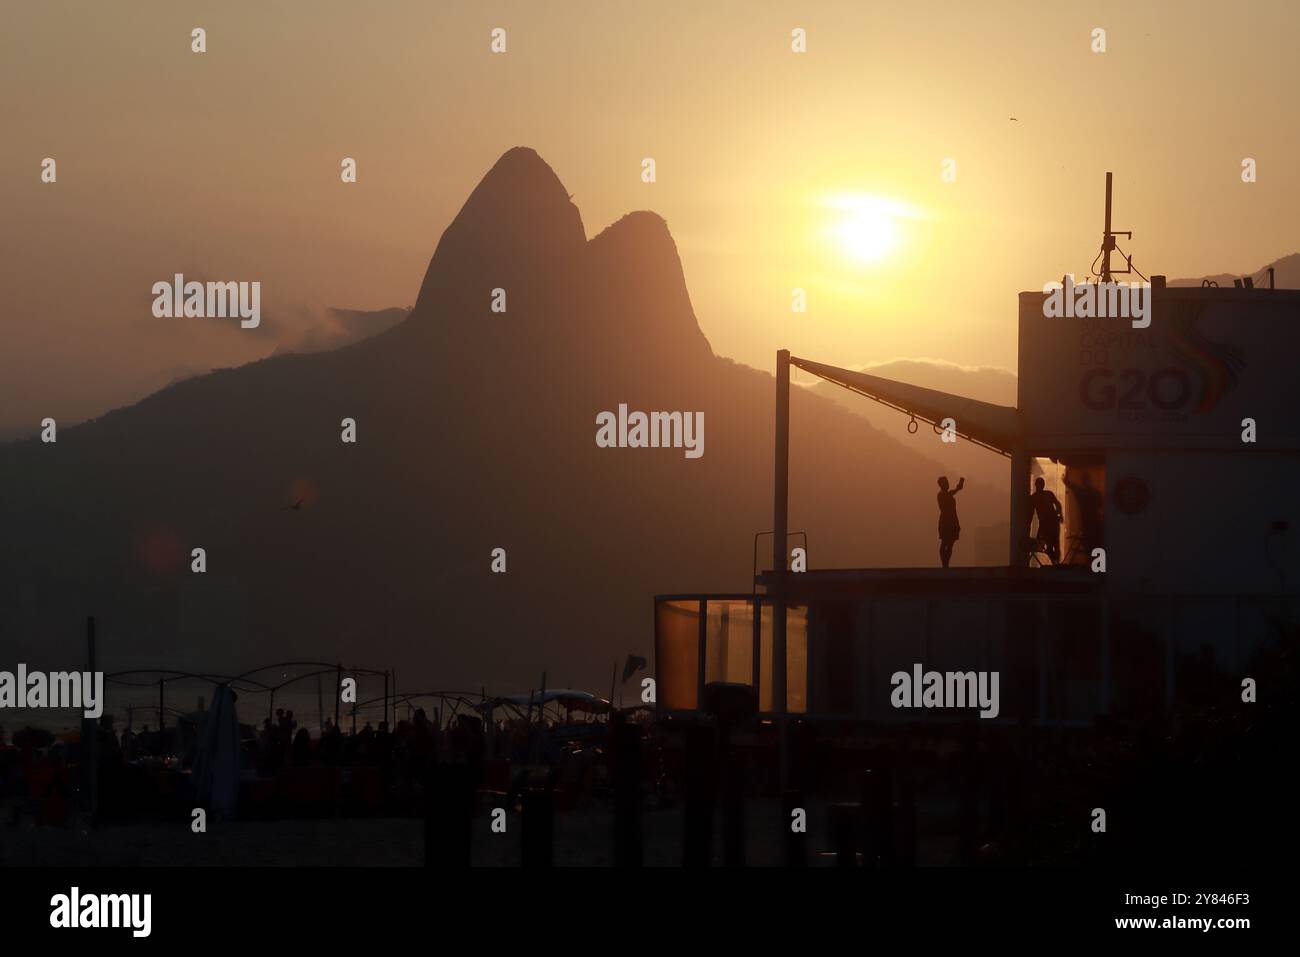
[193,684,241,815]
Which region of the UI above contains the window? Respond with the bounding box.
[704,599,755,686]
[1028,455,1105,567]
[654,599,700,710]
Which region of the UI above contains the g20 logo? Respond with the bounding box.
[1080,367,1193,411]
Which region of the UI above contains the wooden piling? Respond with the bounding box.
[829,802,859,867]
[721,750,745,867]
[959,717,980,865]
[682,723,714,866]
[423,763,474,867]
[897,755,917,867]
[611,715,644,867]
[862,758,896,867]
[521,787,554,867]
[782,789,807,867]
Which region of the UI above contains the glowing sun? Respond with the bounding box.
[824,194,915,265]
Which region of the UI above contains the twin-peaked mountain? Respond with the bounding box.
[0,148,1002,692]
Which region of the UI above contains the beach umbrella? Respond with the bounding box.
[192,684,241,815]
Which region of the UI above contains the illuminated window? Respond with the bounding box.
[1028,455,1105,567]
[704,599,754,686]
[654,599,700,710]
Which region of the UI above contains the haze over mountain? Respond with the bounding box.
[269,306,413,358]
[0,148,1004,693]
[0,304,416,445]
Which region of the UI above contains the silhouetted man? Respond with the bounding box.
[1029,477,1064,564]
[936,476,964,568]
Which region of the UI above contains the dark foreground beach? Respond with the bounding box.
[1,795,977,867]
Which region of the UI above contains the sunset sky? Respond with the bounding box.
[3,0,1297,434]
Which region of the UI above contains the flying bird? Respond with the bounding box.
[282,499,304,511]
[1009,117,1019,122]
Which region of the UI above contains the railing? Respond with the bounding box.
[752,530,808,595]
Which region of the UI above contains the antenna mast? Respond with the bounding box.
[1099,171,1133,282]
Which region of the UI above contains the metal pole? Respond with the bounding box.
[1037,602,1048,724]
[1101,171,1113,282]
[383,670,389,728]
[773,350,791,788]
[695,601,707,709]
[1100,598,1111,716]
[1009,445,1030,567]
[1165,628,1175,713]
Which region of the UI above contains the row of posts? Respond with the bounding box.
[424,709,1022,867]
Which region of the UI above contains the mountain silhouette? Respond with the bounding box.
[0,148,1003,692]
[1171,251,1300,289]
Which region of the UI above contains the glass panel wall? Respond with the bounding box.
[654,599,701,711]
[703,599,755,686]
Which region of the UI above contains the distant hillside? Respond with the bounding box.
[1170,252,1300,289]
[0,149,1005,692]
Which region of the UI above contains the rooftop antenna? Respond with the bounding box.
[1099,172,1134,282]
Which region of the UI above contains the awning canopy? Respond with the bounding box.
[487,689,611,714]
[791,356,1022,455]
